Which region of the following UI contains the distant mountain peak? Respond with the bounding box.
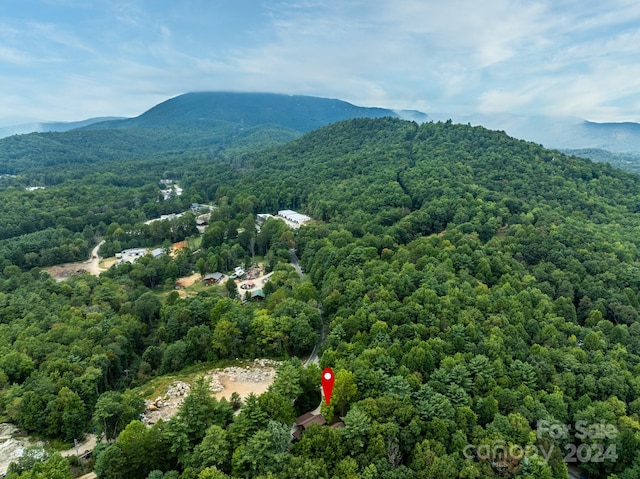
[80,92,420,133]
[0,93,430,174]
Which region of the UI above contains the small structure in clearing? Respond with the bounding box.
[204,272,224,285]
[231,266,246,279]
[292,412,345,440]
[251,289,265,300]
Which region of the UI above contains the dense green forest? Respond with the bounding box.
[2,117,640,478]
[0,123,300,175]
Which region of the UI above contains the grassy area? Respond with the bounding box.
[188,235,202,249]
[184,280,210,295]
[98,257,117,270]
[48,437,74,451]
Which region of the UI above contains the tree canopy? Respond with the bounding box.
[2,117,640,478]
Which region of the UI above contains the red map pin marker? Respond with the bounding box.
[321,368,335,405]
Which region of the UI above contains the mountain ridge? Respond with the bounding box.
[0,117,125,139]
[0,92,431,174]
[3,91,640,177]
[436,112,640,153]
[0,92,429,140]
[5,91,640,155]
[79,92,418,133]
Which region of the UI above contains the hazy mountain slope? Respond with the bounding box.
[81,92,407,132]
[531,120,640,152]
[562,148,640,175]
[442,113,640,153]
[0,117,125,139]
[0,92,423,174]
[578,121,640,151]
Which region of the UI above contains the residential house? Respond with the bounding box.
[292,412,327,440]
[204,272,223,285]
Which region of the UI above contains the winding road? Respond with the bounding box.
[290,248,326,367]
[60,434,97,459]
[83,240,106,275]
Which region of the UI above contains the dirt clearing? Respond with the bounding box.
[214,374,273,401]
[142,359,279,425]
[175,272,201,288]
[171,241,188,257]
[45,240,108,281]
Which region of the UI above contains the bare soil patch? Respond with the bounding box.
[100,258,117,270]
[45,240,109,281]
[45,264,92,282]
[171,241,188,257]
[175,273,201,288]
[142,359,279,426]
[214,374,273,401]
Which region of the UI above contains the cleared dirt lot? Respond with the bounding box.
[214,373,273,401]
[45,240,107,281]
[142,360,279,425]
[174,272,201,288]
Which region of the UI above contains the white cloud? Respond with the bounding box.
[2,0,640,124]
[0,46,39,65]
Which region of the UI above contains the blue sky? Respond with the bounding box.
[2,0,640,126]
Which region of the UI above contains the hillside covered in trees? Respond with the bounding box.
[2,117,640,478]
[0,93,412,175]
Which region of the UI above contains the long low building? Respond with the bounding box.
[277,209,311,225]
[116,248,148,264]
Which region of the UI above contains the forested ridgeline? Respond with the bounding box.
[80,92,398,133]
[2,118,640,478]
[0,91,407,176]
[0,122,300,174]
